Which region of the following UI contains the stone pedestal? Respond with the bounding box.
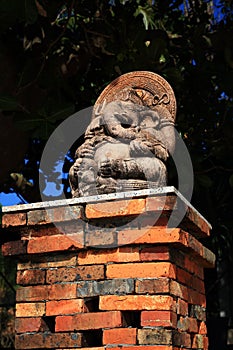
[1,187,215,350]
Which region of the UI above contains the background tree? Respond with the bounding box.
[0,0,233,348]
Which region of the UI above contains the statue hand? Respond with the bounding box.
[130,139,153,156]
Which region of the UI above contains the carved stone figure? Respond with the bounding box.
[69,71,177,197]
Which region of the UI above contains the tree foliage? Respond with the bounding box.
[0,0,233,341]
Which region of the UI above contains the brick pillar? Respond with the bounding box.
[1,188,215,350]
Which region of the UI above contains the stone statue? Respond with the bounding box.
[69,71,176,197]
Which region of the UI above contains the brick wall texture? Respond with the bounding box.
[1,194,215,350]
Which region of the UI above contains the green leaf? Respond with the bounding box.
[0,96,18,111]
[134,5,155,30]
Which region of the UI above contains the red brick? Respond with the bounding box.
[48,283,77,300]
[16,284,77,302]
[173,331,191,348]
[55,311,123,331]
[28,225,62,237]
[137,329,172,345]
[192,275,205,294]
[17,253,77,270]
[135,278,170,294]
[16,302,45,317]
[185,206,210,237]
[78,247,140,265]
[1,240,27,256]
[17,269,45,285]
[47,205,83,222]
[27,234,83,254]
[103,328,137,344]
[15,332,83,349]
[138,214,169,228]
[141,311,177,328]
[27,207,82,225]
[46,265,104,283]
[2,213,26,227]
[177,267,192,286]
[170,280,188,301]
[46,299,87,316]
[118,227,183,246]
[99,295,175,311]
[140,246,171,261]
[184,256,204,278]
[177,299,188,316]
[177,317,198,333]
[107,262,176,279]
[85,198,146,219]
[85,229,117,247]
[16,285,48,302]
[189,305,206,321]
[188,288,206,307]
[15,317,49,333]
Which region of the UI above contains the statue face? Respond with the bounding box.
[102,100,140,128]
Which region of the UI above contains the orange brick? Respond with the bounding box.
[16,302,45,317]
[103,328,137,344]
[55,311,123,331]
[103,347,173,350]
[27,234,83,254]
[17,269,45,285]
[192,334,204,348]
[2,213,26,227]
[85,198,146,219]
[57,348,104,350]
[15,317,49,333]
[99,295,175,311]
[106,262,176,279]
[141,311,177,328]
[46,299,87,316]
[78,247,140,265]
[146,195,177,212]
[118,227,183,246]
[199,321,207,335]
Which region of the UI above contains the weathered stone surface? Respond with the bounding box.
[69,71,176,197]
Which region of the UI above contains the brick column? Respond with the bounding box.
[1,188,215,350]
